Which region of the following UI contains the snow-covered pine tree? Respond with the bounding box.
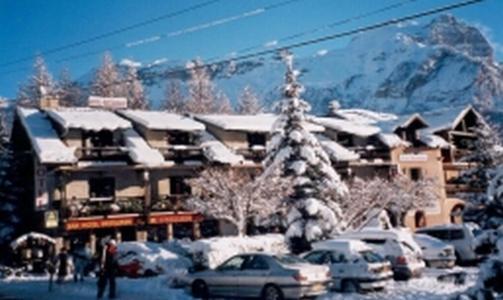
[163,79,186,113]
[57,68,83,107]
[185,59,216,114]
[91,52,123,98]
[237,85,262,115]
[187,167,290,236]
[214,91,234,114]
[123,64,148,109]
[262,52,347,253]
[16,55,56,107]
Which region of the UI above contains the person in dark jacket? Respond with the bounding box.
[97,239,118,299]
[56,247,71,284]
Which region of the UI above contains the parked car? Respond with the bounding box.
[413,234,456,268]
[304,239,393,292]
[338,228,425,280]
[186,253,331,300]
[416,224,479,264]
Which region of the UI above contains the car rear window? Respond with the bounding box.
[360,250,385,263]
[420,229,465,240]
[362,239,386,245]
[274,255,307,265]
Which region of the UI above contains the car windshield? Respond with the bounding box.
[274,255,307,265]
[359,250,384,263]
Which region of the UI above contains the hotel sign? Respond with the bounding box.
[399,153,428,162]
[65,217,136,231]
[148,213,202,224]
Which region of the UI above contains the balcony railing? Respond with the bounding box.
[75,147,130,161]
[150,194,188,212]
[349,146,391,162]
[236,147,266,162]
[157,145,205,163]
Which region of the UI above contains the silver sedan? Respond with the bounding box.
[186,253,331,299]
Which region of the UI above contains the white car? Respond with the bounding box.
[413,234,456,268]
[338,228,425,280]
[416,224,479,263]
[304,239,393,292]
[186,253,331,299]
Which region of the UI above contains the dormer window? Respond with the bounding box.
[87,130,115,147]
[247,133,266,148]
[167,131,192,145]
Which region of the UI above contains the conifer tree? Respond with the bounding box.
[123,64,148,109]
[57,68,83,107]
[237,85,262,114]
[91,52,123,98]
[185,59,216,114]
[17,55,56,107]
[163,79,186,113]
[262,52,347,253]
[215,91,234,114]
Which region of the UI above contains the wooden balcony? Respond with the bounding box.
[75,147,130,161]
[157,145,205,163]
[63,196,144,218]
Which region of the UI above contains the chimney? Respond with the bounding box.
[39,95,60,109]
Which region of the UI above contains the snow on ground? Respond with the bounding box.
[0,275,191,300]
[0,267,478,300]
[321,267,479,300]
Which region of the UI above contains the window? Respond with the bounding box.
[218,255,247,271]
[273,255,307,265]
[304,251,327,265]
[360,251,385,263]
[329,252,347,263]
[170,177,191,195]
[85,130,115,148]
[410,168,422,181]
[242,256,269,270]
[247,133,266,148]
[89,177,115,201]
[167,132,191,145]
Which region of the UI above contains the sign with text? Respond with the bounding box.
[399,153,428,162]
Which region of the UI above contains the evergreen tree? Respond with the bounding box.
[57,68,83,107]
[237,85,262,114]
[91,52,123,98]
[262,52,347,253]
[163,79,186,113]
[16,55,56,107]
[214,91,234,114]
[123,64,148,109]
[185,58,216,114]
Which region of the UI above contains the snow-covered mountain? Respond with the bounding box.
[141,14,503,116]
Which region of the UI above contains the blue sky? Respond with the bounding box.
[0,0,502,99]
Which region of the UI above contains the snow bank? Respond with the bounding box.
[189,234,288,269]
[117,242,192,278]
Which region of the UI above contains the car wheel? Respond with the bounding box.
[192,279,209,299]
[342,280,359,293]
[262,284,283,300]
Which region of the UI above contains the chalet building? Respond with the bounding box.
[11,94,485,246]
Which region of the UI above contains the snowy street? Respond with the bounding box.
[0,267,478,300]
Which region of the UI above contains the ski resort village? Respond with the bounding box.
[1,0,503,299]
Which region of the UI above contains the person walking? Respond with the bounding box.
[97,239,118,299]
[56,247,72,284]
[72,242,92,282]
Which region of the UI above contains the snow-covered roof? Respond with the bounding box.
[376,113,428,133]
[418,132,450,149]
[331,108,398,124]
[46,108,132,132]
[199,132,244,165]
[422,105,480,134]
[377,133,408,148]
[123,128,165,166]
[316,134,359,162]
[315,117,380,137]
[10,232,56,249]
[16,107,77,164]
[197,114,324,133]
[119,110,205,131]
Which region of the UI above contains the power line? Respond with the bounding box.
[53,0,307,64]
[0,0,223,68]
[229,0,419,57]
[3,0,485,97]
